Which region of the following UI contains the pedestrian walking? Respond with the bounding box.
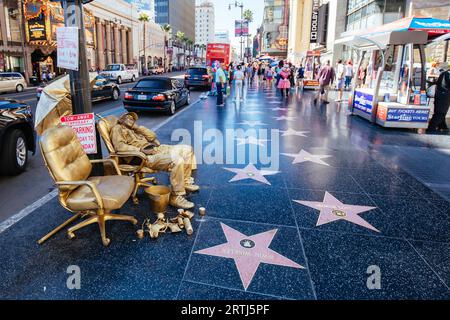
[296,64,305,88]
[336,59,345,102]
[246,64,253,85]
[215,63,226,106]
[233,65,245,101]
[344,60,353,90]
[428,67,450,133]
[314,60,335,104]
[275,60,284,86]
[266,67,274,85]
[278,65,291,98]
[289,62,296,88]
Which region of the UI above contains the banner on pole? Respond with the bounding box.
[57,27,79,71]
[235,20,249,37]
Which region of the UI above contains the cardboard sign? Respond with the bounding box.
[57,27,79,71]
[60,113,97,154]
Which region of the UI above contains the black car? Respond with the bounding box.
[36,75,121,102]
[0,99,36,175]
[124,77,190,115]
[184,67,212,90]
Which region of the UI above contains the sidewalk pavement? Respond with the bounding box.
[0,82,449,300]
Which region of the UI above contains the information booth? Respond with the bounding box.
[302,50,321,90]
[341,17,450,130]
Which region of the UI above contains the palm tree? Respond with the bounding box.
[175,31,186,69]
[243,10,254,61]
[138,12,150,74]
[161,24,172,72]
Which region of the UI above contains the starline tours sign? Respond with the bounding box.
[60,113,97,154]
[310,0,320,43]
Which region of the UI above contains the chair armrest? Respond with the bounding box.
[90,159,122,176]
[115,150,147,160]
[55,181,104,209]
[113,151,148,172]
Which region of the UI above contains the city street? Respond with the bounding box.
[0,72,208,223]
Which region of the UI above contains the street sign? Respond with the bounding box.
[60,113,97,154]
[56,26,79,71]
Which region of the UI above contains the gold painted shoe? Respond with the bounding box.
[169,196,195,210]
[185,184,200,192]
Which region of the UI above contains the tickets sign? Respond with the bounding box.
[378,107,430,123]
[60,113,97,154]
[303,79,320,87]
[353,90,374,115]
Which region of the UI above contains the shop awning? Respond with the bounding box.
[346,16,450,39]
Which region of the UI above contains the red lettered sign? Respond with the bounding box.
[60,113,97,154]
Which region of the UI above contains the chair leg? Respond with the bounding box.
[98,215,110,247]
[104,213,138,225]
[38,213,83,245]
[67,215,99,240]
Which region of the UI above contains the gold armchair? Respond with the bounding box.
[38,125,138,247]
[97,115,157,204]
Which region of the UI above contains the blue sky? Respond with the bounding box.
[210,0,264,47]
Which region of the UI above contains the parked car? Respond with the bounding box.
[124,77,190,115]
[0,99,35,175]
[100,64,139,84]
[36,75,121,102]
[0,72,27,94]
[148,66,165,75]
[184,66,212,90]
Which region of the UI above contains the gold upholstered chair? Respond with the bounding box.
[97,115,157,205]
[38,125,138,247]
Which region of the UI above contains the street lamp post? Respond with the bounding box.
[229,1,244,62]
[60,0,92,115]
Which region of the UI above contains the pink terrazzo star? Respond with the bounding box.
[223,163,279,185]
[293,192,380,232]
[195,223,304,290]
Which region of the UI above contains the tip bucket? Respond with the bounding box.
[145,185,171,214]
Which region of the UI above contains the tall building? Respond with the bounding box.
[259,0,290,59]
[155,0,195,40]
[214,29,230,44]
[195,1,215,46]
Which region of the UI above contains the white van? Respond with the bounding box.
[0,72,27,93]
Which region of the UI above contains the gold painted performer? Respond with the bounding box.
[111,112,199,209]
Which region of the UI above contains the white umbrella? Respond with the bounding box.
[35,73,98,135]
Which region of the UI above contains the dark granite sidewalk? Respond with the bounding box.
[0,82,449,300]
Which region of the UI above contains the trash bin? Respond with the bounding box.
[29,76,39,86]
[145,185,171,215]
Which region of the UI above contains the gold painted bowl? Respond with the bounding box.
[145,185,171,215]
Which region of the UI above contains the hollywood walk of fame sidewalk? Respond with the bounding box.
[0,83,450,300]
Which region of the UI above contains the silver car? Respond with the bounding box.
[0,72,27,93]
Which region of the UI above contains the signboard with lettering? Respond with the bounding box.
[310,0,320,43]
[353,90,374,115]
[378,107,430,123]
[57,27,79,71]
[60,113,97,154]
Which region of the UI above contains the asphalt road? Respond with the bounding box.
[0,72,208,223]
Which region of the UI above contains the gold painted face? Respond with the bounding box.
[332,209,347,217]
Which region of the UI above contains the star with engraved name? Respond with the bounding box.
[237,121,268,127]
[293,192,379,232]
[274,116,297,121]
[280,129,310,137]
[195,223,304,290]
[223,163,279,185]
[235,136,269,147]
[282,149,332,166]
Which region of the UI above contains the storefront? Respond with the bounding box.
[339,17,450,130]
[23,0,96,80]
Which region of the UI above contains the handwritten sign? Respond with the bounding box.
[57,27,79,71]
[60,113,97,154]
